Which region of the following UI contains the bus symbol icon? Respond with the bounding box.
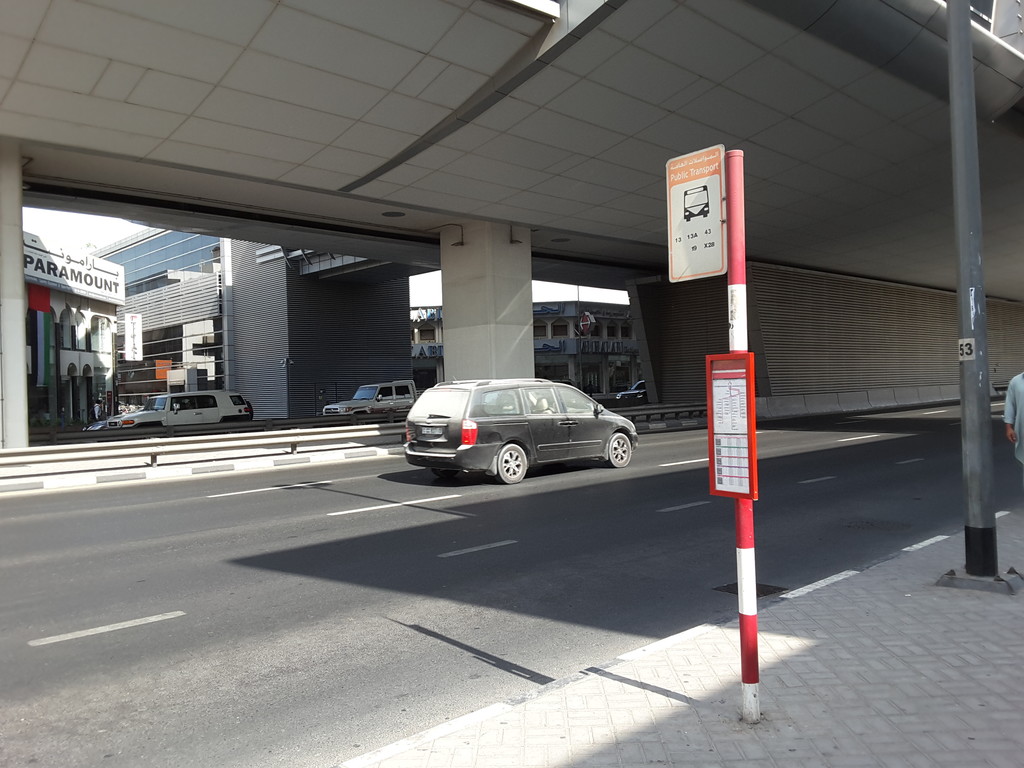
[683,185,710,221]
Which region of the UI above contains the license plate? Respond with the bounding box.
[420,426,443,436]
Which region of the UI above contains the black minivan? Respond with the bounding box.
[404,378,639,484]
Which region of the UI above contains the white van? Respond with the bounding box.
[107,391,253,428]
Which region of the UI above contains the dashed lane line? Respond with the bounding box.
[29,611,186,647]
[781,571,858,599]
[902,536,949,552]
[658,501,711,512]
[327,494,461,516]
[208,480,332,498]
[659,458,707,467]
[438,540,517,558]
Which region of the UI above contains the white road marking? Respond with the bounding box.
[837,434,880,442]
[208,481,331,498]
[896,458,924,465]
[438,540,517,558]
[660,458,708,467]
[798,476,836,484]
[781,571,858,599]
[658,501,711,512]
[29,611,186,647]
[328,494,461,516]
[903,536,949,552]
[922,410,948,415]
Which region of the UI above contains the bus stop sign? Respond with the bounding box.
[666,145,726,282]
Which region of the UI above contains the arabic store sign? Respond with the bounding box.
[24,246,125,305]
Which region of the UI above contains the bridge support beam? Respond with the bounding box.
[0,138,29,449]
[439,222,533,381]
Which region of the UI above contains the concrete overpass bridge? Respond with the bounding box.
[3,0,1024,446]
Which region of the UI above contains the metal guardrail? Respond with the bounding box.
[6,403,705,472]
[28,412,394,446]
[621,404,707,421]
[2,423,406,469]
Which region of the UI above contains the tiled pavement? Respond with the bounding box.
[341,510,1024,768]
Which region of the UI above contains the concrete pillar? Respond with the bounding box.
[440,222,533,380]
[0,138,29,447]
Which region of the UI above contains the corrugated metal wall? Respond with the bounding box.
[752,263,959,395]
[284,267,412,418]
[987,299,1024,388]
[230,242,289,418]
[230,241,413,418]
[633,275,729,403]
[635,263,1024,403]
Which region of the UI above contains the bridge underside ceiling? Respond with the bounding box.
[5,0,1024,298]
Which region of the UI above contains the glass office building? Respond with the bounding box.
[95,230,226,402]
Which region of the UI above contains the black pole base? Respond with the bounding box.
[936,566,1024,595]
[964,525,998,577]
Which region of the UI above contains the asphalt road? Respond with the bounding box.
[1,405,1019,767]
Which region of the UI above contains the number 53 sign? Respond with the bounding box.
[959,338,975,361]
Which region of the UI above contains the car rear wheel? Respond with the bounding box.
[495,443,528,484]
[431,468,460,480]
[606,433,632,468]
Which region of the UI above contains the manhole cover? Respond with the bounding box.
[713,583,788,598]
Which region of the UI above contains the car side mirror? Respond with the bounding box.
[594,403,604,416]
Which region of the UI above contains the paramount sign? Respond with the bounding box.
[24,246,125,305]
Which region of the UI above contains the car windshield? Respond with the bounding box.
[142,396,167,411]
[408,389,469,419]
[351,385,378,400]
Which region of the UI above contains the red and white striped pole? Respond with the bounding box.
[725,149,759,723]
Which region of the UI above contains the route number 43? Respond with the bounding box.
[959,338,976,361]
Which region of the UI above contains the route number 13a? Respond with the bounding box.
[959,338,976,361]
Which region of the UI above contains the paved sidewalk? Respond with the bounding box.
[341,511,1024,768]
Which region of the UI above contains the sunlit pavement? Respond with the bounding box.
[339,509,1024,768]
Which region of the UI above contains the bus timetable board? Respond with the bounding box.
[706,352,758,500]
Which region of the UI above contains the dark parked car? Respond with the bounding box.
[404,378,639,484]
[615,380,647,403]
